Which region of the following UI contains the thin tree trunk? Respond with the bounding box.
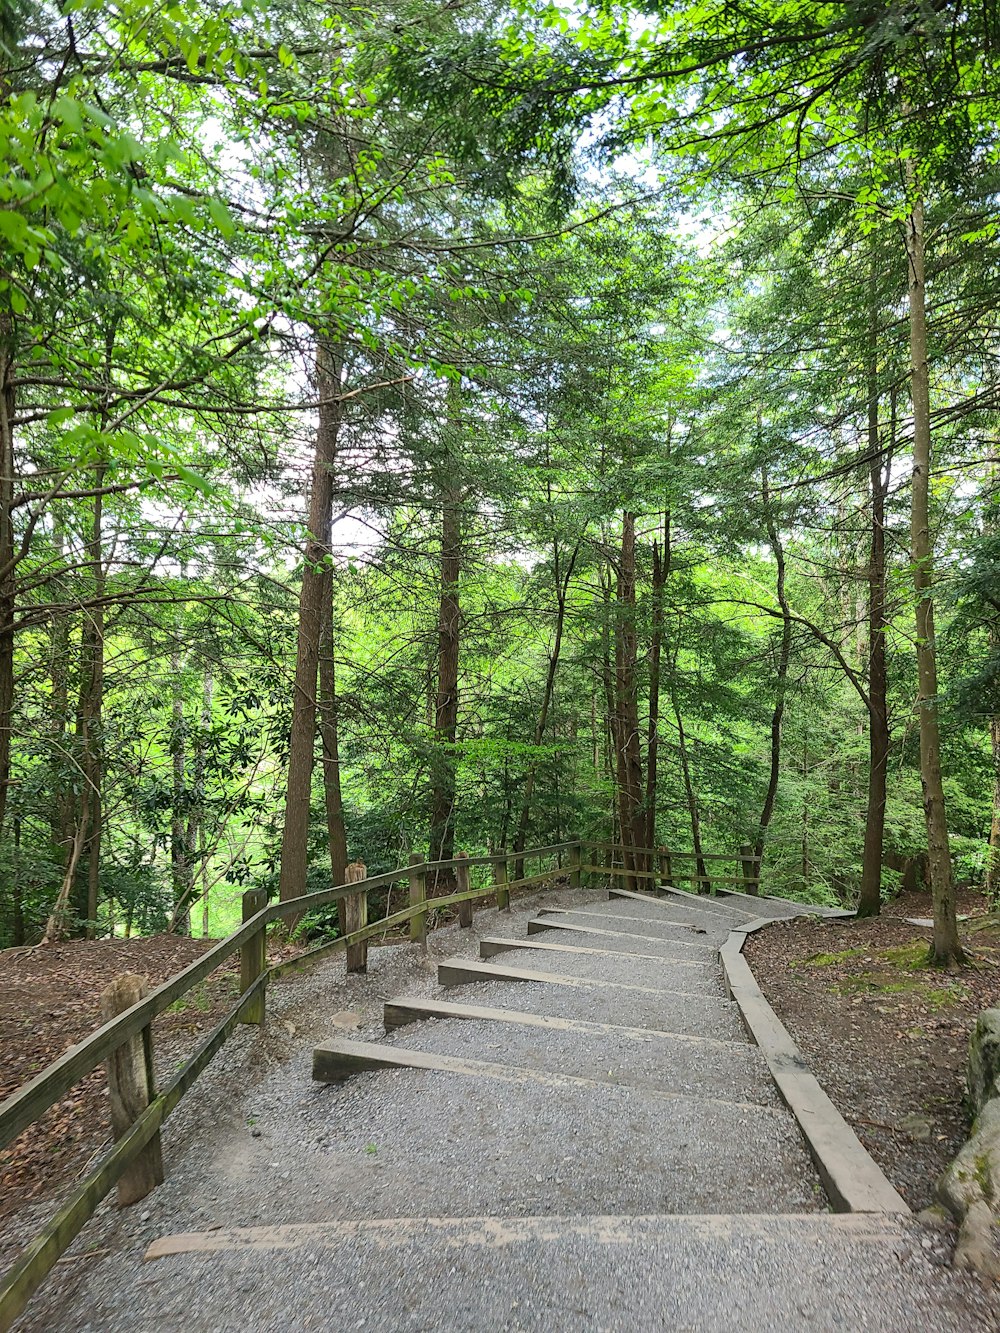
[671,685,709,893]
[175,670,212,936]
[49,518,73,877]
[756,467,792,865]
[513,541,579,880]
[600,561,617,854]
[429,382,462,882]
[644,508,670,853]
[11,814,23,945]
[987,715,1000,903]
[0,314,16,843]
[169,649,192,934]
[278,339,342,904]
[985,465,1000,903]
[76,325,116,935]
[318,565,348,929]
[82,466,106,937]
[904,180,963,965]
[614,513,645,887]
[43,801,89,943]
[801,759,810,885]
[858,354,892,917]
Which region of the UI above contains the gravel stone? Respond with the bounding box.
[11,884,995,1332]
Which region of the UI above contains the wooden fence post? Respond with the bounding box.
[344,861,368,972]
[408,853,427,947]
[659,846,673,891]
[456,851,473,927]
[568,840,582,889]
[740,844,759,896]
[239,888,267,1025]
[494,849,509,912]
[99,974,164,1206]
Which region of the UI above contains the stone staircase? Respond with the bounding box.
[15,885,994,1332]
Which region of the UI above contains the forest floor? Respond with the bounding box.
[0,931,315,1223]
[744,887,1000,1211]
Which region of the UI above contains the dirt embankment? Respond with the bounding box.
[0,935,243,1223]
[745,889,1000,1210]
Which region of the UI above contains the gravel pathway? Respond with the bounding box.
[8,883,997,1332]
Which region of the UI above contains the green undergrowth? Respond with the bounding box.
[794,947,864,967]
[166,974,238,1014]
[831,976,968,1008]
[793,937,970,1008]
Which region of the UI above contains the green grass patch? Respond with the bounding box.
[878,940,932,970]
[794,947,865,967]
[166,974,238,1015]
[831,975,968,1008]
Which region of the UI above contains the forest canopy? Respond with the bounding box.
[1,0,998,966]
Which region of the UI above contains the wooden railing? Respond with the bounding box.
[0,840,579,1332]
[0,832,763,1328]
[582,841,762,894]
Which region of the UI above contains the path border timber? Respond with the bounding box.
[0,836,886,1329]
[715,899,909,1216]
[0,839,580,1332]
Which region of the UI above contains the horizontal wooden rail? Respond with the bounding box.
[0,975,267,1333]
[269,868,565,979]
[585,865,760,887]
[0,850,565,1154]
[0,839,575,1331]
[584,841,760,864]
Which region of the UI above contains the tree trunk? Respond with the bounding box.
[0,314,16,843]
[49,518,73,878]
[318,565,348,929]
[987,715,1000,903]
[671,684,709,893]
[858,344,892,917]
[81,469,107,938]
[644,509,670,853]
[428,382,462,881]
[513,540,579,880]
[278,339,343,903]
[985,466,1000,903]
[180,670,211,936]
[169,649,192,934]
[904,183,963,965]
[614,512,645,887]
[755,467,792,865]
[11,814,23,945]
[600,562,617,853]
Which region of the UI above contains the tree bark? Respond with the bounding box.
[428,381,462,880]
[48,517,73,879]
[987,715,1000,902]
[70,461,107,937]
[169,648,192,934]
[278,339,342,903]
[513,540,579,880]
[0,313,16,843]
[644,508,670,853]
[904,182,963,964]
[858,341,892,917]
[671,680,709,893]
[614,512,645,887]
[318,564,348,929]
[756,467,792,866]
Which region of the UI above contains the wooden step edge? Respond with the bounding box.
[481,935,708,966]
[526,917,716,954]
[720,922,909,1216]
[382,996,744,1048]
[435,958,722,1004]
[311,1037,786,1115]
[144,1211,905,1262]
